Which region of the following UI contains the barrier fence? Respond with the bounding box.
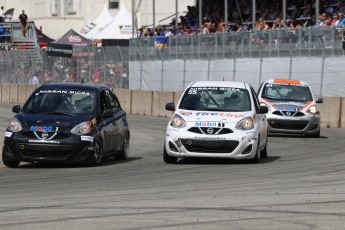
[129,27,345,60]
[0,44,129,88]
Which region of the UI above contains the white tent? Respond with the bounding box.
[80,5,113,39]
[93,3,133,40]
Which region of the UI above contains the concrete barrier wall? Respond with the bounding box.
[1,84,345,128]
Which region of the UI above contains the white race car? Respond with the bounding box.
[257,79,323,137]
[164,81,268,164]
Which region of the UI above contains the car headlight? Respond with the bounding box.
[71,121,92,135]
[170,114,186,128]
[8,118,22,132]
[236,117,254,130]
[307,105,318,114]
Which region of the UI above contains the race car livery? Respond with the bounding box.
[2,83,130,167]
[257,79,323,137]
[164,81,268,164]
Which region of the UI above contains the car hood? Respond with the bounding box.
[261,99,314,112]
[15,113,94,131]
[177,109,251,123]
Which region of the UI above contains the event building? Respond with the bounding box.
[0,0,194,39]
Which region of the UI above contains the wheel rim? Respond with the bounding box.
[94,141,102,164]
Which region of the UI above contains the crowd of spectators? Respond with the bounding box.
[137,0,345,37]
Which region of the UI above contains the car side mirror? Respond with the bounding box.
[165,103,175,111]
[315,97,323,103]
[258,105,268,114]
[103,109,114,118]
[12,105,20,113]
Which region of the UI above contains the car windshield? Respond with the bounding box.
[261,83,313,102]
[23,89,96,115]
[178,87,252,112]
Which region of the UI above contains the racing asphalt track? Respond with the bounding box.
[0,104,345,230]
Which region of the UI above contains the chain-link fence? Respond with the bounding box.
[129,27,345,61]
[0,43,129,88]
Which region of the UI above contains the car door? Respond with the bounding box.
[105,90,126,152]
[98,89,115,154]
[250,86,267,148]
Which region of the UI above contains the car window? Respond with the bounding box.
[179,87,251,112]
[23,89,95,115]
[99,90,109,114]
[261,83,313,102]
[106,90,120,110]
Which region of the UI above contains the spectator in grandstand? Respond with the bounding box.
[144,27,154,37]
[272,18,285,29]
[330,13,339,26]
[336,12,345,25]
[324,2,335,16]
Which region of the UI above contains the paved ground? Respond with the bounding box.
[0,104,344,229]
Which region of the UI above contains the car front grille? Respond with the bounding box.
[268,119,309,130]
[22,131,69,139]
[272,111,305,117]
[180,139,239,153]
[17,144,74,159]
[188,127,233,135]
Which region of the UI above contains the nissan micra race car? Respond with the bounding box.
[164,81,268,164]
[2,83,130,167]
[257,79,323,137]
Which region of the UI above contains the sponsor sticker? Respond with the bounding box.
[81,136,94,142]
[179,111,192,116]
[5,132,12,138]
[30,126,54,132]
[194,136,226,140]
[195,122,224,127]
[91,118,97,125]
[29,140,60,144]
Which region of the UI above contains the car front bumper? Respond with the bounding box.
[165,128,260,160]
[266,113,320,135]
[3,131,95,163]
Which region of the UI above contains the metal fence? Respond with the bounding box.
[0,44,129,88]
[129,27,345,61]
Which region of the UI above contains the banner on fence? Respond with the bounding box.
[46,43,73,58]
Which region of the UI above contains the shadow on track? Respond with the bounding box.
[176,156,280,165]
[16,157,142,169]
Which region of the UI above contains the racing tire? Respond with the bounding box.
[115,135,129,160]
[163,144,177,164]
[89,139,103,166]
[2,147,20,168]
[250,136,261,164]
[261,137,268,159]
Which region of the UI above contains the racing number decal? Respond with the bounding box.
[187,88,197,94]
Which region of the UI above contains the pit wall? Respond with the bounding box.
[2,84,344,128]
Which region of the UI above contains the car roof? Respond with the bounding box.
[188,81,248,89]
[264,78,309,86]
[37,83,109,91]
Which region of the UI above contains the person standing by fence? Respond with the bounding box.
[19,10,28,37]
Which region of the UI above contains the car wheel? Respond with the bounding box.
[2,147,20,168]
[90,139,103,166]
[261,137,268,159]
[163,144,177,164]
[115,135,129,160]
[250,136,261,164]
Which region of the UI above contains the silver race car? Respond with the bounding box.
[257,79,323,137]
